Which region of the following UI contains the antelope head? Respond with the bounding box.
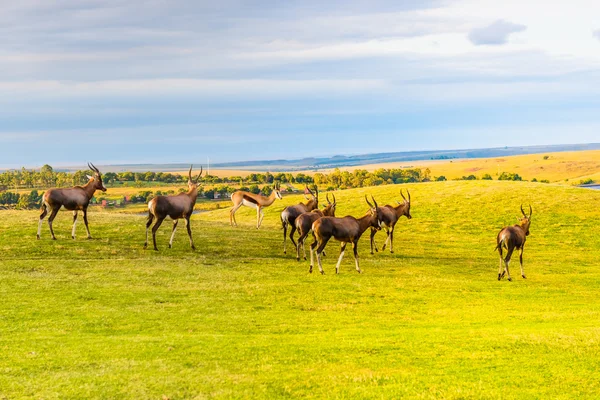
[396,189,412,219]
[304,185,318,209]
[365,195,384,229]
[187,165,203,191]
[87,162,107,192]
[273,182,283,199]
[323,193,337,216]
[518,204,533,236]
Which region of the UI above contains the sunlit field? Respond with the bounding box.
[333,149,600,184]
[1,181,600,399]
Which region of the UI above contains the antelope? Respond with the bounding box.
[144,165,203,251]
[309,195,383,275]
[37,162,107,240]
[295,193,336,261]
[495,205,532,281]
[369,189,412,254]
[281,186,318,255]
[230,182,282,229]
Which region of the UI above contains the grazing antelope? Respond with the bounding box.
[230,182,282,229]
[144,165,203,251]
[37,162,107,240]
[495,205,532,281]
[369,189,412,254]
[310,195,383,275]
[295,193,336,261]
[281,186,319,255]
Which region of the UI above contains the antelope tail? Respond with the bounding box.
[494,239,505,252]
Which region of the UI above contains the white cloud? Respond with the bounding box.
[0,78,386,99]
[468,20,526,45]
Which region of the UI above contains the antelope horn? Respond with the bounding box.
[88,162,99,173]
[400,189,407,203]
[521,204,526,217]
[371,195,378,209]
[195,166,203,183]
[326,193,331,205]
[188,165,193,182]
[407,189,411,203]
[529,204,532,217]
[332,193,336,206]
[365,194,374,209]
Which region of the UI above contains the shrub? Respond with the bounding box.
[498,172,522,181]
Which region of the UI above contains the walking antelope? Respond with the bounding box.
[230,182,282,229]
[37,162,107,240]
[495,205,532,281]
[369,189,412,254]
[281,186,318,254]
[144,165,203,251]
[295,193,336,261]
[310,195,383,275]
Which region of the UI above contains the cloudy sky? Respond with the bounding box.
[2,0,600,167]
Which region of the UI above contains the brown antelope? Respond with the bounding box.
[310,195,383,274]
[369,189,412,254]
[37,162,107,240]
[230,182,282,229]
[295,193,336,261]
[495,205,532,281]
[144,165,203,251]
[281,186,318,254]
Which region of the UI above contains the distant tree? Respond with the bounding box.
[248,184,261,195]
[481,174,493,180]
[436,176,447,181]
[262,185,273,196]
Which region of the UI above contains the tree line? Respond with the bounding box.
[0,164,556,208]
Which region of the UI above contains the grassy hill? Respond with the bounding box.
[1,181,600,398]
[342,150,600,184]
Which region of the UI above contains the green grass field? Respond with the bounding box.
[1,181,600,399]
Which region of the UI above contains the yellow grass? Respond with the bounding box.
[337,150,600,183]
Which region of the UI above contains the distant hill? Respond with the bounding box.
[5,143,600,173]
[210,143,600,171]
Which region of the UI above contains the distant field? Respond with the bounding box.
[167,168,255,178]
[1,181,600,398]
[336,150,600,183]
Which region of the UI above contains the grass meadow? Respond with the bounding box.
[1,180,600,399]
[342,149,600,184]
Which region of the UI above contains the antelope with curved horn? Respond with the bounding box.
[309,195,383,274]
[37,162,107,240]
[295,193,336,261]
[144,165,203,251]
[281,186,318,255]
[495,205,532,281]
[369,189,412,254]
[230,182,282,229]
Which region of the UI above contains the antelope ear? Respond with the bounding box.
[86,175,93,180]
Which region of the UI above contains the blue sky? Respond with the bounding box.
[1,0,600,167]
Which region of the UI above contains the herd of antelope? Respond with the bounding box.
[35,163,533,281]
